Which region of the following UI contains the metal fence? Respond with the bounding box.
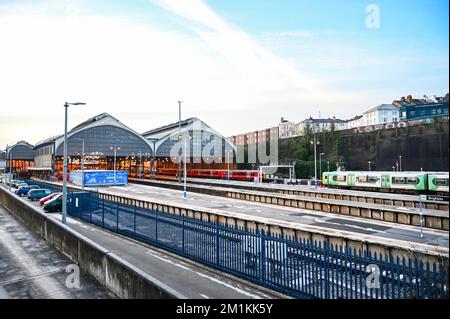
[25,180,449,299]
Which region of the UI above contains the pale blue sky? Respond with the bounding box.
[0,0,448,146]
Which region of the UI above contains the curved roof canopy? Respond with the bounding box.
[36,113,154,157]
[143,117,235,158]
[6,141,35,160]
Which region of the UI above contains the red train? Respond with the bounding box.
[158,168,259,181]
[56,171,70,181]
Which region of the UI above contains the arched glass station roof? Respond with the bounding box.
[34,113,154,157]
[6,141,35,160]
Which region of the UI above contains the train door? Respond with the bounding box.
[381,174,391,188]
[347,173,356,186]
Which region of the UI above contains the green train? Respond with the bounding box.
[322,171,449,194]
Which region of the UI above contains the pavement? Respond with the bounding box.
[1,185,282,299]
[0,203,113,299]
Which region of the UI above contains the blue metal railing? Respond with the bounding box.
[25,180,449,299]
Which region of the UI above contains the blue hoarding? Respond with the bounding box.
[70,170,128,187]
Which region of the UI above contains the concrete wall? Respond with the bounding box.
[0,187,183,299]
[340,122,449,171]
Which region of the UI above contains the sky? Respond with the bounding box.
[0,0,448,147]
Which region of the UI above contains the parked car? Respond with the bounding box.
[15,185,39,196]
[43,195,62,212]
[27,189,52,201]
[13,180,25,188]
[7,179,17,186]
[15,182,28,189]
[40,192,61,206]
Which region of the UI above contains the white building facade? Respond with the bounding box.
[362,104,399,126]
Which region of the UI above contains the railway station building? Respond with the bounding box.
[30,113,234,179]
[4,141,35,178]
[32,113,154,179]
[142,117,236,174]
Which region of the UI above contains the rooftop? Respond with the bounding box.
[363,104,399,114]
[142,117,197,137]
[70,113,120,132]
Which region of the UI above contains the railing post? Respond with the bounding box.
[116,201,119,231]
[133,204,137,237]
[155,210,158,243]
[215,219,220,266]
[324,241,329,299]
[260,229,265,283]
[102,196,105,228]
[182,213,185,255]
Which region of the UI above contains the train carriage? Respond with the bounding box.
[428,173,449,193]
[323,170,445,194]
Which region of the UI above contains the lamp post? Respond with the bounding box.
[62,101,86,225]
[147,138,158,179]
[110,145,120,186]
[327,161,330,173]
[368,161,372,171]
[178,101,182,184]
[8,145,12,192]
[319,153,324,185]
[74,138,85,191]
[179,134,192,199]
[310,136,320,191]
[226,149,233,180]
[399,155,402,171]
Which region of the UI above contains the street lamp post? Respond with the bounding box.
[327,161,330,173]
[319,153,324,185]
[399,155,402,171]
[8,146,12,192]
[179,134,192,199]
[147,138,158,179]
[110,145,120,186]
[178,101,182,184]
[226,149,233,180]
[368,161,372,171]
[310,136,320,191]
[62,101,86,225]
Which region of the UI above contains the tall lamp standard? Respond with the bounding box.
[62,101,86,225]
[7,145,12,192]
[327,161,330,173]
[147,138,158,179]
[225,149,233,180]
[368,161,372,171]
[179,134,192,199]
[110,145,120,186]
[310,136,320,191]
[319,153,324,185]
[178,101,182,184]
[74,138,85,191]
[399,155,402,171]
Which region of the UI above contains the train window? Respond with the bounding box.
[433,178,449,186]
[392,177,406,184]
[357,176,367,182]
[368,176,379,183]
[333,175,346,182]
[407,177,418,185]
